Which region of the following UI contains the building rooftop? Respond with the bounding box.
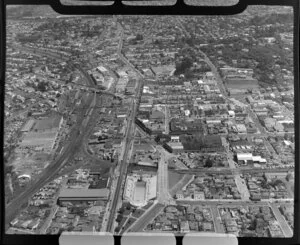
[59,188,109,198]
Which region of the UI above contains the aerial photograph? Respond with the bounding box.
[4,5,294,237]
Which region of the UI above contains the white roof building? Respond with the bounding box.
[228,110,235,117]
[124,174,157,207]
[237,153,266,163]
[236,124,247,133]
[237,153,253,161]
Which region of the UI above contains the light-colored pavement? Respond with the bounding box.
[269,202,293,237]
[235,175,250,200]
[157,150,172,204]
[210,206,226,234]
[164,105,170,134]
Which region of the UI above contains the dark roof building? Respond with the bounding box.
[58,188,109,205]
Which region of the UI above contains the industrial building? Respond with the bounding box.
[17,116,64,152]
[57,188,109,205]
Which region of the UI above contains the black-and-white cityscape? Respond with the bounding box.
[4,5,294,237]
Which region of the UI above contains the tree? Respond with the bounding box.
[4,164,12,175]
[175,57,193,75]
[205,159,213,168]
[184,69,194,79]
[36,81,48,92]
[271,179,284,187]
[136,33,143,41]
[116,214,123,223]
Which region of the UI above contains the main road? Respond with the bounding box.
[128,203,165,232]
[105,21,145,232]
[106,81,142,232]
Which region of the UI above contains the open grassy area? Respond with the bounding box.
[169,172,194,196]
[168,170,184,189]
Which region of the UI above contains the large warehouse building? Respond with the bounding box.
[18,116,64,152]
[58,188,109,205]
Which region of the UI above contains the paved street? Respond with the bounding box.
[210,206,226,234]
[269,202,293,237]
[127,203,165,232]
[106,22,144,232]
[157,149,172,204]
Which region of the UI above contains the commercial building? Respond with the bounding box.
[167,136,184,153]
[236,153,266,165]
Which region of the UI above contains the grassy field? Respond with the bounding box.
[169,172,194,196]
[168,170,184,189]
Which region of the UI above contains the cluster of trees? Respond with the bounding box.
[118,202,133,214]
[4,156,12,175]
[135,33,144,41]
[174,57,193,76]
[204,159,214,168]
[35,80,49,92]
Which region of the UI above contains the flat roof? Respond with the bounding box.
[59,188,109,199]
